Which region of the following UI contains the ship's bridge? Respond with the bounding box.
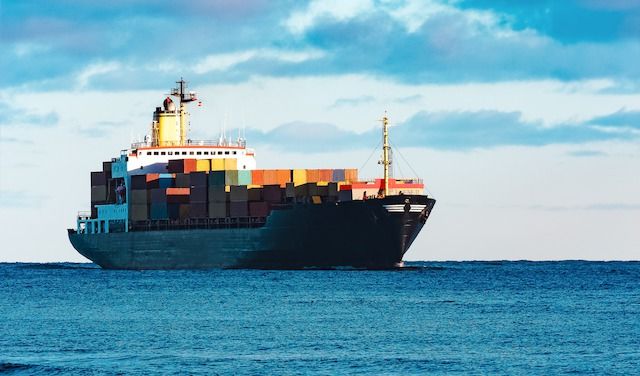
[128,139,256,174]
[126,79,257,174]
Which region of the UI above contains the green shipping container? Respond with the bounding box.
[230,185,249,202]
[130,204,148,221]
[175,173,191,188]
[209,202,227,218]
[208,185,226,203]
[225,170,238,186]
[238,170,252,185]
[208,171,226,187]
[130,190,148,205]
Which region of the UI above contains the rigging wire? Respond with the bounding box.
[389,140,436,198]
[393,148,407,178]
[359,138,382,173]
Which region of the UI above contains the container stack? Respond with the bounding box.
[208,173,227,218]
[189,172,208,218]
[129,175,148,221]
[148,173,173,220]
[89,157,359,222]
[229,185,249,217]
[90,171,107,218]
[90,161,123,218]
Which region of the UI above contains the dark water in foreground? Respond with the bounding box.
[0,261,638,375]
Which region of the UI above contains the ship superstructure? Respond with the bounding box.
[69,80,435,269]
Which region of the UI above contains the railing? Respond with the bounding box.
[130,217,267,232]
[359,178,424,184]
[131,139,247,149]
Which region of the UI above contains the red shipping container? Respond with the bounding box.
[249,201,271,217]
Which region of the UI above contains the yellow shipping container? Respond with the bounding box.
[224,158,237,170]
[292,169,307,186]
[211,158,225,171]
[196,159,210,172]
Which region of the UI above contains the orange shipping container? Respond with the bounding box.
[166,187,190,195]
[345,168,358,182]
[276,169,291,187]
[306,169,319,183]
[183,159,197,174]
[263,170,278,185]
[251,169,265,186]
[146,173,160,183]
[318,169,332,182]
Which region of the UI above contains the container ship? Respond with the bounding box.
[68,80,436,269]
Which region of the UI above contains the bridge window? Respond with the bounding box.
[161,151,166,155]
[182,151,187,155]
[189,151,194,155]
[225,151,230,155]
[233,151,237,155]
[168,151,173,155]
[217,151,222,155]
[204,151,209,155]
[196,151,202,155]
[147,152,151,155]
[153,152,159,155]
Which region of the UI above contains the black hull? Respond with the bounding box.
[68,195,435,269]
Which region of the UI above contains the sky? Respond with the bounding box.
[0,0,639,262]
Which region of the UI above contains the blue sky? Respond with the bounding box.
[1,0,639,261]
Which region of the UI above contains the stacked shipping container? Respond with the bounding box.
[90,161,123,218]
[91,158,360,222]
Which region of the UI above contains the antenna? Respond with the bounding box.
[242,113,246,140]
[170,78,198,145]
[223,112,228,146]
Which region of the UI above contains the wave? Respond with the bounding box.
[14,263,98,270]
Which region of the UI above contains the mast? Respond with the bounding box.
[171,78,198,145]
[381,112,390,197]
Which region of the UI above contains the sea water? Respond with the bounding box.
[0,261,638,374]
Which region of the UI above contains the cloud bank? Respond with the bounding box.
[242,109,639,151]
[3,0,640,90]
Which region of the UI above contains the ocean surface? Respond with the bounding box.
[0,261,638,375]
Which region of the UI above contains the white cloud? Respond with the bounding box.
[76,61,122,89]
[386,0,454,33]
[192,48,325,74]
[285,0,374,35]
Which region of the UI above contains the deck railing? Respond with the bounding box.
[130,139,247,149]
